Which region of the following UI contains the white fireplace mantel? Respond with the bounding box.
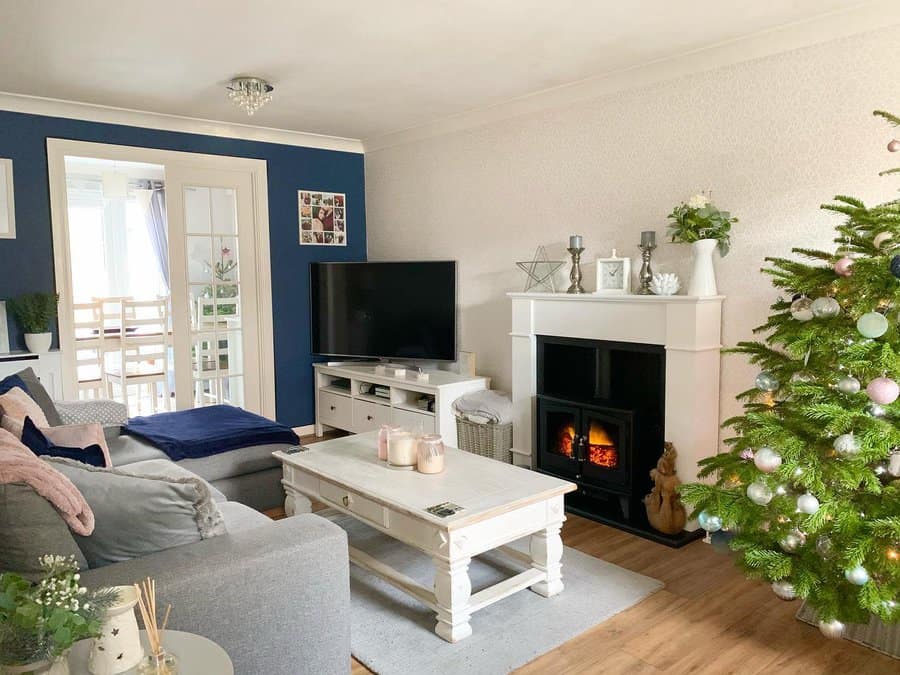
[508,291,724,489]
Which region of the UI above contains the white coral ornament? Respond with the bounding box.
[650,272,681,296]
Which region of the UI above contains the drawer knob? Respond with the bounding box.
[330,405,336,411]
[367,414,374,421]
[342,495,350,507]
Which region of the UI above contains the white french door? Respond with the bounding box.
[165,166,262,412]
[47,139,275,419]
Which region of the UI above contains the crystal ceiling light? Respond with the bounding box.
[226,77,274,116]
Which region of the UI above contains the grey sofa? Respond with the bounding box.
[54,400,351,674]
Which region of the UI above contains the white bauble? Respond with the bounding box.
[845,565,870,586]
[874,231,894,249]
[889,450,900,477]
[834,433,860,456]
[796,492,820,515]
[789,296,814,321]
[811,297,841,318]
[818,619,845,639]
[779,529,806,553]
[771,580,797,600]
[746,481,774,506]
[753,447,782,473]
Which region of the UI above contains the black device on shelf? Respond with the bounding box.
[310,261,457,362]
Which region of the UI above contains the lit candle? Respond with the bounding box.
[641,230,656,248]
[569,235,583,250]
[388,430,418,468]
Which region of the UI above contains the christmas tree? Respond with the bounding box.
[681,110,900,638]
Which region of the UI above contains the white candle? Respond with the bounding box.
[569,235,583,250]
[388,431,418,468]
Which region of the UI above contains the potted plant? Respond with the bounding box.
[667,193,738,296]
[7,293,59,353]
[0,555,116,674]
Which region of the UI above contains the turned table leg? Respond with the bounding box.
[284,487,312,517]
[433,556,472,642]
[529,521,564,597]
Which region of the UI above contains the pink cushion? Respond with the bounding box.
[0,387,49,438]
[39,422,112,468]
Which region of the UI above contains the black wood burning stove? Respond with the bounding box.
[535,335,689,544]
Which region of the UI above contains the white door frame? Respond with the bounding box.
[46,138,276,419]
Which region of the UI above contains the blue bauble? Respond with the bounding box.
[857,312,888,339]
[697,511,722,533]
[755,371,780,392]
[891,255,900,279]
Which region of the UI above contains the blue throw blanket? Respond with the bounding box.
[123,405,299,461]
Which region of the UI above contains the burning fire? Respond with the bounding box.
[555,422,618,468]
[557,425,576,458]
[589,421,618,468]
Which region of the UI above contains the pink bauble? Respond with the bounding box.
[867,377,900,405]
[834,256,854,277]
[889,139,900,153]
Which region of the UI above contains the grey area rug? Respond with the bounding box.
[322,510,663,675]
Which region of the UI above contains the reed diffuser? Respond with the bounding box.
[134,578,177,675]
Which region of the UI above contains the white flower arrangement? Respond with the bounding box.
[687,193,710,209]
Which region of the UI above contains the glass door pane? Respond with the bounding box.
[181,185,243,408]
[165,164,262,414]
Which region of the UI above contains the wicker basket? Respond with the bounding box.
[455,417,513,463]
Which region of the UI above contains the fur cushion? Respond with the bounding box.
[0,386,49,438]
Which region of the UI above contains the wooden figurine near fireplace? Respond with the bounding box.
[644,442,687,535]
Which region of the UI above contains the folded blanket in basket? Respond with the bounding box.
[123,405,299,461]
[452,390,513,425]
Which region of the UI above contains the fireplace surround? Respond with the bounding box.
[509,291,724,545]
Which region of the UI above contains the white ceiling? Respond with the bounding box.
[0,1,892,144]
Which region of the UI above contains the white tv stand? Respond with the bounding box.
[313,363,489,448]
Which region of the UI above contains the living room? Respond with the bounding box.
[1,2,899,674]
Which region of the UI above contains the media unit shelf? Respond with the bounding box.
[314,363,489,447]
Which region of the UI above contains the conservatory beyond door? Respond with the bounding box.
[48,140,275,418]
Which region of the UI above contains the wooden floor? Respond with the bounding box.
[284,432,892,674]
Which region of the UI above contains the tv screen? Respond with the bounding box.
[310,261,457,361]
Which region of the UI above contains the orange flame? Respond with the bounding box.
[588,421,618,468]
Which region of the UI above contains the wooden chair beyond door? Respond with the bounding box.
[72,300,108,399]
[106,298,171,415]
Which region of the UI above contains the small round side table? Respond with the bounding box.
[68,630,233,675]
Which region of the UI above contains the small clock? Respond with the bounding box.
[595,251,631,294]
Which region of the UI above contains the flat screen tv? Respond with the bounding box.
[310,261,457,361]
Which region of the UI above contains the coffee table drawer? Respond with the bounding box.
[319,391,351,429]
[320,479,389,528]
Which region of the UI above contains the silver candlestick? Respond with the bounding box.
[637,242,656,295]
[566,247,586,294]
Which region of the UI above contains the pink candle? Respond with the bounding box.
[417,435,445,474]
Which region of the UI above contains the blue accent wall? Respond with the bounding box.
[0,109,366,426]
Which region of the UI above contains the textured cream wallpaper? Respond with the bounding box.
[365,27,900,446]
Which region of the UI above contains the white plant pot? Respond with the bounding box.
[687,238,719,297]
[24,332,52,353]
[88,586,143,675]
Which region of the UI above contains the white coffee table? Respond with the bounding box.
[68,630,233,674]
[275,432,576,642]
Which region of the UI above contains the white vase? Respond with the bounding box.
[24,332,52,353]
[88,586,144,675]
[687,238,719,297]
